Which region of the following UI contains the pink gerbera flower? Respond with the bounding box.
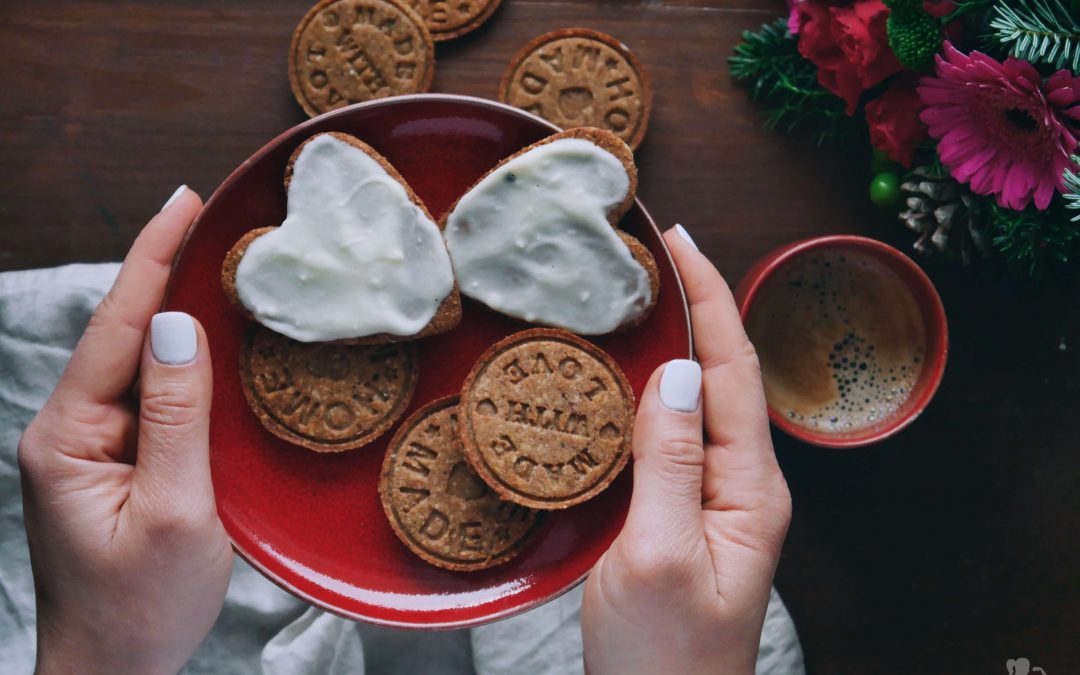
[918,43,1080,210]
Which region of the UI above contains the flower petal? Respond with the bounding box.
[952,147,997,182]
[917,43,1073,213]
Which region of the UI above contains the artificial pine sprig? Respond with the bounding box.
[944,0,998,20]
[729,18,856,145]
[989,201,1080,278]
[989,0,1080,71]
[1066,157,1080,221]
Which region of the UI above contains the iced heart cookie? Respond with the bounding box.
[222,132,461,344]
[380,395,543,570]
[459,328,635,509]
[441,127,658,335]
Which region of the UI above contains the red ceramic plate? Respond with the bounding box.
[164,94,691,629]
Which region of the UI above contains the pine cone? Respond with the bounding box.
[899,166,992,264]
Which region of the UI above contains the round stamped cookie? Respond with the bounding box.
[460,329,635,509]
[240,325,418,452]
[289,0,435,117]
[380,396,543,571]
[404,0,502,41]
[498,28,653,150]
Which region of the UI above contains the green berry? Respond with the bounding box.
[870,172,901,208]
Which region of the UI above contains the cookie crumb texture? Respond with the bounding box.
[381,396,543,571]
[499,29,652,149]
[461,329,635,509]
[240,326,418,452]
[290,0,435,117]
[405,0,502,41]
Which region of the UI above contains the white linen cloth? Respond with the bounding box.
[0,263,805,675]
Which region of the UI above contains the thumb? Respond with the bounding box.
[621,359,705,544]
[134,312,214,504]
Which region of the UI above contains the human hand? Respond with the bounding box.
[18,187,233,675]
[581,225,792,674]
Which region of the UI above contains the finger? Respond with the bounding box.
[132,312,214,507]
[664,226,779,508]
[621,359,705,547]
[664,226,771,448]
[57,186,202,406]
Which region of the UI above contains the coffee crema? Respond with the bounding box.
[745,249,927,433]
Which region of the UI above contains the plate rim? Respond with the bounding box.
[164,93,694,629]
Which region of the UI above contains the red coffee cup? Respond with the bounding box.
[734,236,948,448]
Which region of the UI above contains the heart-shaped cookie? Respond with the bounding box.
[441,128,658,335]
[222,132,460,343]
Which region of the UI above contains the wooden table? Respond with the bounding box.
[2,1,1078,672]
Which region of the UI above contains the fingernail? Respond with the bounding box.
[161,185,187,212]
[151,312,197,365]
[674,224,698,251]
[659,359,702,412]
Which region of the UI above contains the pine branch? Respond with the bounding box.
[729,18,798,81]
[989,201,1080,279]
[729,18,856,146]
[989,0,1080,71]
[1066,156,1080,222]
[945,0,999,21]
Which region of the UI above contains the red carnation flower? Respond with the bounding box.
[866,76,928,167]
[796,0,903,114]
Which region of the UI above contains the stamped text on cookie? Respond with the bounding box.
[243,327,417,447]
[462,331,634,508]
[291,0,433,116]
[501,30,650,148]
[405,0,498,39]
[383,397,541,569]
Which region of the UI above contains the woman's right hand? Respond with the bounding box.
[581,225,792,674]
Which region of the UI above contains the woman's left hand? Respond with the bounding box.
[18,187,233,675]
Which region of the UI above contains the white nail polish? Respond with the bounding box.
[674,223,699,251]
[151,312,197,365]
[659,359,702,412]
[161,185,187,212]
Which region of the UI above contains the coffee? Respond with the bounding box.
[745,249,927,433]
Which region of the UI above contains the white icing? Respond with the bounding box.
[443,138,652,335]
[235,135,455,342]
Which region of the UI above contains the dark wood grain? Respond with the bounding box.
[1,1,1078,673]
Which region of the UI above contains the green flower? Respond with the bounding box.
[884,0,942,71]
